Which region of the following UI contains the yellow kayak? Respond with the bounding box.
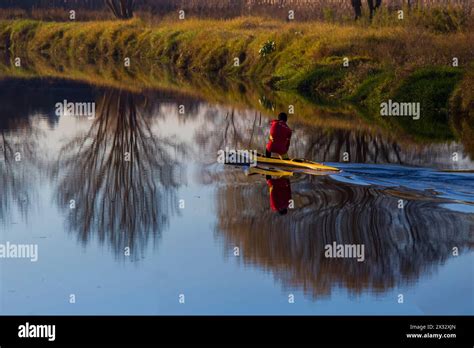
[257,154,340,172]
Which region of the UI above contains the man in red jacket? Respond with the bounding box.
[266,112,292,159]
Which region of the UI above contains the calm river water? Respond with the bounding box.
[0,78,473,315]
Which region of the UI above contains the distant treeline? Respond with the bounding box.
[1,0,472,20]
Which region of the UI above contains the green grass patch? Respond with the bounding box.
[388,67,463,140]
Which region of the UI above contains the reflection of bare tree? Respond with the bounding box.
[222,109,242,149]
[302,125,471,168]
[52,89,184,257]
[0,114,36,223]
[304,128,402,164]
[215,176,474,299]
[195,108,267,160]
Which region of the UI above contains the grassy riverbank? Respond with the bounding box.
[0,17,473,143]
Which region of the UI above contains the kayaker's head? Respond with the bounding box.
[278,208,288,216]
[278,112,288,123]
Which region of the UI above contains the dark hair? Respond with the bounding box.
[278,112,288,122]
[278,208,288,216]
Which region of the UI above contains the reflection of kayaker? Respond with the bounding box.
[244,167,292,215]
[267,177,292,216]
[266,112,292,159]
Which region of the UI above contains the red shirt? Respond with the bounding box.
[267,178,292,212]
[266,120,292,155]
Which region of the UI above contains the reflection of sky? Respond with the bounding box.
[1,85,473,315]
[33,113,93,155]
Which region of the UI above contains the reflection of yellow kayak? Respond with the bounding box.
[257,154,340,172]
[246,166,293,177]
